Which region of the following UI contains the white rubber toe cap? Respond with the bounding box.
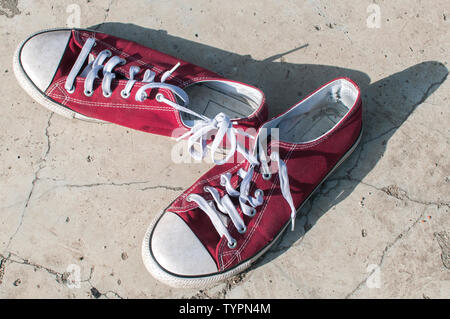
[19,30,71,92]
[150,212,218,276]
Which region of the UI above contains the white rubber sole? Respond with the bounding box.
[141,129,363,288]
[13,28,105,123]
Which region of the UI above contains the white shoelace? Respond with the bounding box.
[64,38,251,164]
[64,38,296,248]
[187,138,297,249]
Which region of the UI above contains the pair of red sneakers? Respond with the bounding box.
[14,28,362,288]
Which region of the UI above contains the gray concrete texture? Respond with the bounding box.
[0,0,449,298]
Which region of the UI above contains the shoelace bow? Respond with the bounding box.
[187,140,297,249]
[64,38,251,164]
[65,38,297,247]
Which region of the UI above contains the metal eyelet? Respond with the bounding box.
[248,208,256,217]
[262,173,272,180]
[103,91,112,98]
[104,49,112,57]
[227,239,237,249]
[120,58,127,65]
[138,91,148,101]
[84,89,94,97]
[66,86,75,94]
[156,93,164,102]
[238,225,247,234]
[120,90,130,99]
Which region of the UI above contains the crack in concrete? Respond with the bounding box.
[5,177,37,250]
[434,231,450,269]
[43,113,53,159]
[80,266,95,283]
[66,264,124,299]
[93,0,113,30]
[0,252,124,298]
[189,272,248,299]
[58,181,183,193]
[63,181,176,189]
[345,208,426,298]
[8,179,183,212]
[140,185,183,192]
[4,113,54,252]
[362,180,449,208]
[362,69,448,148]
[85,280,124,299]
[102,290,124,299]
[0,253,10,285]
[78,268,124,299]
[326,175,449,209]
[0,252,69,286]
[414,71,449,110]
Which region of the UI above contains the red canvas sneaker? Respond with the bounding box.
[13,28,267,144]
[142,78,363,287]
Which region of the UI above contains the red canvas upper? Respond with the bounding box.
[164,78,363,271]
[45,29,268,137]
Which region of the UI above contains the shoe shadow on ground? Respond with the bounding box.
[90,23,448,271]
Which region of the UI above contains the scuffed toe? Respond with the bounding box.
[149,212,218,276]
[18,30,71,91]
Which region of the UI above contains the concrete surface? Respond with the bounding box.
[0,0,449,299]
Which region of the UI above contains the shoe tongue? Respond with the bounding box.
[217,212,230,227]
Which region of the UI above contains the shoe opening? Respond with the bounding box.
[268,78,359,144]
[181,80,263,126]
